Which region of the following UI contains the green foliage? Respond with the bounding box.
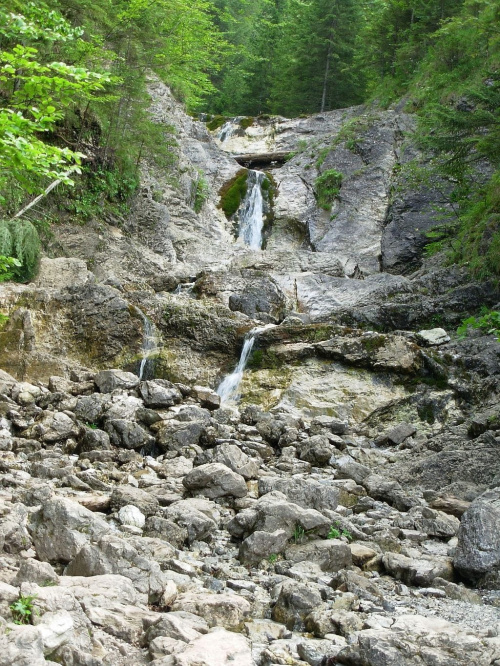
[219,170,248,218]
[314,169,343,210]
[268,553,278,564]
[193,172,210,213]
[10,595,37,625]
[327,526,341,539]
[0,219,40,281]
[0,255,21,282]
[239,117,254,129]
[328,522,353,541]
[0,313,9,328]
[457,308,500,341]
[292,524,305,544]
[62,164,139,222]
[206,115,227,131]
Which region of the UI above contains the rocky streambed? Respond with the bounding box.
[0,368,499,665]
[1,80,500,665]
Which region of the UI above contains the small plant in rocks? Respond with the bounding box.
[10,595,37,625]
[328,523,353,542]
[292,524,305,544]
[268,553,278,564]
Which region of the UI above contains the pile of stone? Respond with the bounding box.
[0,367,498,666]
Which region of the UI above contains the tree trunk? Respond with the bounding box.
[320,22,335,113]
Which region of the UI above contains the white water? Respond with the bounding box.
[218,119,241,143]
[237,170,265,250]
[135,309,160,380]
[216,325,274,403]
[173,282,195,297]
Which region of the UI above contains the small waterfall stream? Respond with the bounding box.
[237,170,265,250]
[216,324,274,403]
[135,308,160,380]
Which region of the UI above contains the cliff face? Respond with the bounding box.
[0,82,499,666]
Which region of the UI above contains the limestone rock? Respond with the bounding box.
[29,496,110,563]
[183,463,247,499]
[94,369,140,393]
[454,488,500,587]
[172,592,251,630]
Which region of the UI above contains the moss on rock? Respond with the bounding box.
[219,170,248,219]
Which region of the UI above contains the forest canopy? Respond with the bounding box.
[0,0,498,278]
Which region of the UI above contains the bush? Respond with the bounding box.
[314,169,343,210]
[0,219,40,281]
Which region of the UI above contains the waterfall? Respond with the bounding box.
[216,324,274,403]
[237,170,265,250]
[173,282,195,297]
[135,308,160,381]
[218,119,239,143]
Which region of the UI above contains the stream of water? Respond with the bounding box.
[135,309,160,381]
[216,324,274,403]
[237,170,265,250]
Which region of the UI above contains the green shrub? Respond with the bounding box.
[457,308,500,341]
[0,219,40,281]
[10,595,37,625]
[193,173,209,213]
[314,169,343,210]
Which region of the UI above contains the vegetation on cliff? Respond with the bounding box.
[0,0,498,280]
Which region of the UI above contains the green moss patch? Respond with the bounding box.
[314,169,343,210]
[219,170,248,219]
[239,117,255,129]
[206,115,227,131]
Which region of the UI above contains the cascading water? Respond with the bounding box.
[135,309,160,381]
[237,170,265,250]
[218,119,240,143]
[216,324,274,403]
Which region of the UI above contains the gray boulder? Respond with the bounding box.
[105,418,154,450]
[258,477,339,513]
[110,486,160,517]
[272,580,323,630]
[66,533,167,602]
[296,435,334,466]
[183,463,247,499]
[239,529,289,565]
[94,369,139,393]
[29,497,110,563]
[454,488,500,587]
[139,379,182,407]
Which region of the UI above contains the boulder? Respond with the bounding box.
[105,418,155,450]
[296,435,334,466]
[140,380,183,407]
[175,627,253,666]
[284,539,352,572]
[94,369,140,393]
[416,328,450,346]
[258,477,339,513]
[454,488,500,586]
[29,497,110,563]
[172,593,251,630]
[110,485,160,517]
[183,463,247,499]
[239,529,289,565]
[272,580,323,630]
[65,533,167,602]
[383,552,453,586]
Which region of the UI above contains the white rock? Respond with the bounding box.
[35,610,74,654]
[175,627,253,666]
[417,328,450,346]
[118,505,146,529]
